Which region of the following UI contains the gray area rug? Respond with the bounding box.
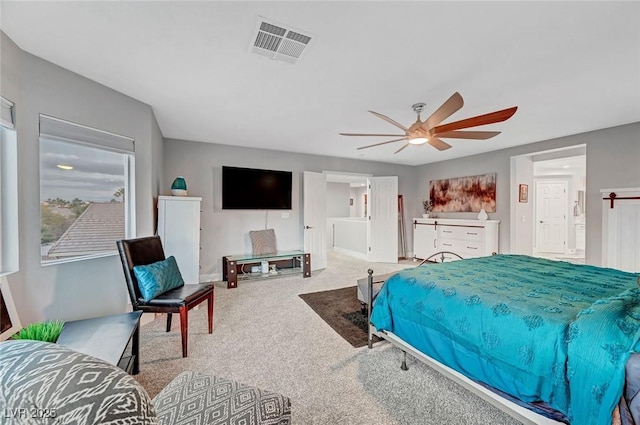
[134,251,521,425]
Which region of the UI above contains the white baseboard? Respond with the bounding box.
[199,273,222,283]
[333,247,367,260]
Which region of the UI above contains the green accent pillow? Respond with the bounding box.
[133,256,184,301]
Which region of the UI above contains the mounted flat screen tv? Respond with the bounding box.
[222,166,292,210]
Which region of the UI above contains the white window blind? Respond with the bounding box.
[0,97,15,130]
[39,114,134,154]
[1,96,18,273]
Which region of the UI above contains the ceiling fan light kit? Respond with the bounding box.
[339,92,517,154]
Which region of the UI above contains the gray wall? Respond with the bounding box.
[1,31,163,324]
[326,182,350,217]
[417,122,640,265]
[163,139,418,280]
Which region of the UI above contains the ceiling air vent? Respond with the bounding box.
[250,18,313,64]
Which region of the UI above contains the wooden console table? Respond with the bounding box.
[57,311,142,375]
[223,251,311,288]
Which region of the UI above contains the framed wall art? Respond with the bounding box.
[429,173,497,213]
[519,184,528,203]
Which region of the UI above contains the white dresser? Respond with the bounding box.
[413,218,499,261]
[157,196,202,284]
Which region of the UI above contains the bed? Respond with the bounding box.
[367,254,640,425]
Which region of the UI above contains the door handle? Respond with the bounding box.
[304,225,313,229]
[539,221,544,223]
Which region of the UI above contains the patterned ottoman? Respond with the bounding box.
[153,371,291,425]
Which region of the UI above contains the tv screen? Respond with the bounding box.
[222,166,292,210]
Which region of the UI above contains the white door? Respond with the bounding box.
[367,176,398,263]
[303,171,327,270]
[536,180,568,253]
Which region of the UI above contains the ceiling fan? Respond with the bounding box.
[339,92,517,154]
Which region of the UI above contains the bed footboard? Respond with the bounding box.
[366,251,464,349]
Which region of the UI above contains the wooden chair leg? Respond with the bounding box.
[166,313,172,332]
[179,306,188,357]
[208,291,214,334]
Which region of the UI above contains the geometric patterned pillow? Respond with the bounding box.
[153,371,291,425]
[0,340,157,424]
[133,255,185,301]
[249,229,277,256]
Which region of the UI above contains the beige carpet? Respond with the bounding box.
[134,251,520,425]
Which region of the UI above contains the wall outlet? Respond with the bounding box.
[281,212,290,219]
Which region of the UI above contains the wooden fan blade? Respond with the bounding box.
[339,132,405,137]
[357,137,407,150]
[432,106,518,134]
[436,130,501,140]
[428,137,452,151]
[394,143,410,154]
[368,110,409,131]
[423,92,464,130]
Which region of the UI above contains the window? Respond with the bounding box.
[39,115,135,264]
[0,96,18,274]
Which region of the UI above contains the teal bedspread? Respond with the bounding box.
[370,255,640,425]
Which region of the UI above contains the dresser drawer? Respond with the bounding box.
[437,225,484,241]
[438,238,484,258]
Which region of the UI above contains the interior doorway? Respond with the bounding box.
[510,145,586,264]
[321,171,398,263]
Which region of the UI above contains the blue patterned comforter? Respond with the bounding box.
[370,255,640,425]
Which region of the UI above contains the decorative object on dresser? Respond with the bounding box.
[413,218,499,261]
[156,195,201,285]
[170,176,187,196]
[477,208,488,221]
[117,236,214,358]
[430,173,496,212]
[422,198,433,218]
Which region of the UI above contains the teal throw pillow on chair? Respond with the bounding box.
[133,256,185,301]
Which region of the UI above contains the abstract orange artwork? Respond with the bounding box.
[429,173,496,213]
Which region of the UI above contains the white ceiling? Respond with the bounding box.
[534,155,586,177]
[2,1,639,166]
